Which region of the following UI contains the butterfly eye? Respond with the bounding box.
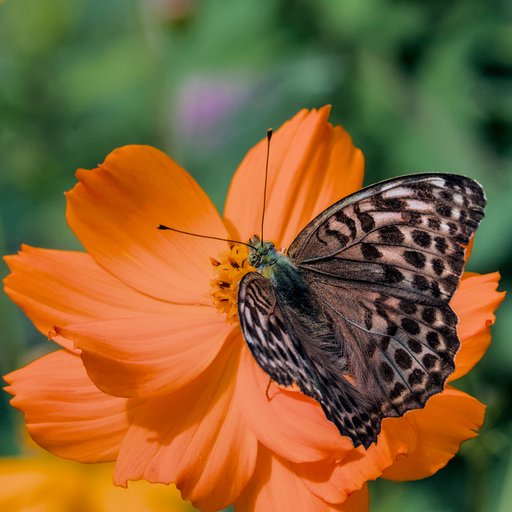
[248,253,260,267]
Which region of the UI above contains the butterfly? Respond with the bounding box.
[238,173,486,448]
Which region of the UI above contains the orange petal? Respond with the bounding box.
[3,247,174,350]
[235,446,370,512]
[60,309,232,398]
[464,236,474,262]
[236,345,352,463]
[114,342,258,512]
[224,107,364,248]
[382,387,485,480]
[298,416,416,504]
[4,350,132,463]
[66,145,228,304]
[450,272,505,381]
[338,484,369,512]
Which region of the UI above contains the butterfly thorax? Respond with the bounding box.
[248,236,314,314]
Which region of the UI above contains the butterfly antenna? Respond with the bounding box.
[260,128,273,242]
[157,225,257,250]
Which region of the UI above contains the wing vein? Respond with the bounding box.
[302,264,453,300]
[323,301,419,396]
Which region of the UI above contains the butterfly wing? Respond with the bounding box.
[238,271,316,391]
[238,271,381,446]
[285,173,486,443]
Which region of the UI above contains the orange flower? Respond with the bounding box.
[3,107,504,511]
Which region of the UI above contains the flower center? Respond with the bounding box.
[210,243,254,323]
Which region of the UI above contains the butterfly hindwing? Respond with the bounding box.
[303,277,459,420]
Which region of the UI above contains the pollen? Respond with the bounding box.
[211,243,253,323]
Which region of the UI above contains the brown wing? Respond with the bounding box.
[288,174,486,439]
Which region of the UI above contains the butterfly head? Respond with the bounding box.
[248,236,278,270]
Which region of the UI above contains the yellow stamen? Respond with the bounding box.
[211,244,254,323]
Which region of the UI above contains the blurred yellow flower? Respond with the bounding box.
[0,442,195,512]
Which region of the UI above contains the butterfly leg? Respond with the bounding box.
[265,378,273,400]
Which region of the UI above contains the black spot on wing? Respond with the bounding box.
[361,243,383,261]
[358,212,376,232]
[412,230,431,248]
[403,250,426,269]
[379,226,405,245]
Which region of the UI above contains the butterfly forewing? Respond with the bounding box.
[239,173,486,448]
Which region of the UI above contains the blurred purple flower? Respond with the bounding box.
[146,0,196,23]
[174,74,252,149]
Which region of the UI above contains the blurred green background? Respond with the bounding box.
[0,0,510,511]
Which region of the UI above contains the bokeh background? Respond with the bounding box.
[0,0,510,511]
